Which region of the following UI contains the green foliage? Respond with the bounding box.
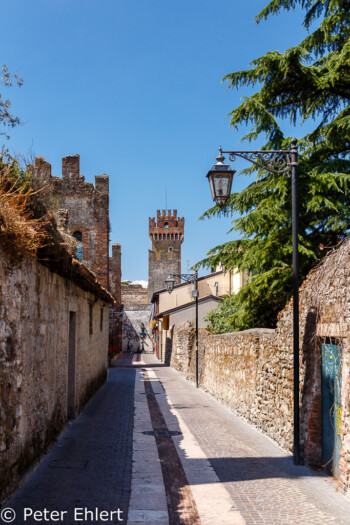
[200,0,350,331]
[205,295,238,334]
[0,148,32,190]
[1,65,23,139]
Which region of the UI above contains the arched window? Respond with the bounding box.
[73,231,83,261]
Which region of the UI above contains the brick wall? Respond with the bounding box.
[109,244,122,353]
[161,241,350,495]
[121,284,149,305]
[31,155,110,290]
[0,247,111,505]
[109,243,122,305]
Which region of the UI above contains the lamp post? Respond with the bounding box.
[206,138,300,465]
[165,270,199,388]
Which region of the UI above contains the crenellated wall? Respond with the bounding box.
[30,155,110,290]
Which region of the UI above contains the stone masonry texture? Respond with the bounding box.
[4,366,135,525]
[109,243,122,307]
[148,209,184,302]
[0,246,110,505]
[121,284,149,306]
[160,240,350,497]
[31,155,110,290]
[109,243,122,353]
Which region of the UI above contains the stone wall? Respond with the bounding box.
[0,248,111,504]
[160,241,350,495]
[109,244,122,353]
[121,284,148,305]
[120,285,153,353]
[109,243,122,307]
[121,304,153,353]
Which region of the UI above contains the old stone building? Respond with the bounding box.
[32,155,110,289]
[148,209,184,302]
[151,270,231,361]
[31,155,123,353]
[117,209,185,354]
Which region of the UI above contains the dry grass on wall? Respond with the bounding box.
[0,174,49,261]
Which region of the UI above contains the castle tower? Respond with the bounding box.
[148,209,184,302]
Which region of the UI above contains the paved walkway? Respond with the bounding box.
[3,352,350,524]
[3,365,135,525]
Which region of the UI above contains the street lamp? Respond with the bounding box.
[206,147,235,206]
[165,275,176,293]
[165,270,199,388]
[206,138,300,465]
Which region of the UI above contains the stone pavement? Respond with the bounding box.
[125,354,350,525]
[2,361,135,525]
[2,352,350,525]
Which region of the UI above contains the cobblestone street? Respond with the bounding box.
[3,352,350,525]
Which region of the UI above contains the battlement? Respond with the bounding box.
[31,155,110,193]
[62,154,80,179]
[29,153,110,289]
[33,157,52,180]
[149,209,184,243]
[95,175,109,195]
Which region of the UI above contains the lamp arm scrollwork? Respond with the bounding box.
[222,150,292,176]
[168,273,195,284]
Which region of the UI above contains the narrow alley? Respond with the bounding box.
[5,353,350,525]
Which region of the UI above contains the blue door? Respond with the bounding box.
[76,244,83,261]
[321,342,342,478]
[73,231,83,261]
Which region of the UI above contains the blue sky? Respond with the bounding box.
[2,0,309,281]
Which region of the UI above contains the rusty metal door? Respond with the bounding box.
[321,342,342,477]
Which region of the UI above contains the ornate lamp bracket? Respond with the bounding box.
[223,150,293,176]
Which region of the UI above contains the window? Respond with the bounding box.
[89,302,93,335]
[73,231,83,261]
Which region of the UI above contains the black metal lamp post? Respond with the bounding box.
[206,138,300,465]
[165,270,199,388]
